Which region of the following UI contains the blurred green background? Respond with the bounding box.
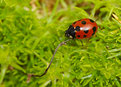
[0,0,121,87]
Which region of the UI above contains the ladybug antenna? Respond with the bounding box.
[38,39,71,77]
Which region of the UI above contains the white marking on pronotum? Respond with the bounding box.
[80,27,83,30]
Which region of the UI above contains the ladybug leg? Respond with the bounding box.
[80,39,83,46]
[86,38,91,44]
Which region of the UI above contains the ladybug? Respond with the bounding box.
[65,18,98,39]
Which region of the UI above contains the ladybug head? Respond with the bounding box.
[65,25,75,39]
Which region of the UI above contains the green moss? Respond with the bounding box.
[0,0,121,87]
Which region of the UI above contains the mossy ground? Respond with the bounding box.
[0,0,121,87]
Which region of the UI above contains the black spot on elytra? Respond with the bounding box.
[84,30,89,33]
[81,21,86,24]
[77,35,80,37]
[92,27,96,36]
[75,26,80,31]
[90,19,94,23]
[83,35,87,38]
[93,27,96,32]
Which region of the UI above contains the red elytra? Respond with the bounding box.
[65,18,98,39]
